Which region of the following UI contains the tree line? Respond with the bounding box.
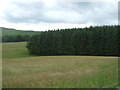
[2,35,30,42]
[26,25,118,56]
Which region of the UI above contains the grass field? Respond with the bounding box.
[2,42,29,59]
[2,42,118,88]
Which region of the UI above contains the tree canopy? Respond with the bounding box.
[26,25,118,56]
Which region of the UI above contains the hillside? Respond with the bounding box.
[1,27,41,37]
[1,27,41,42]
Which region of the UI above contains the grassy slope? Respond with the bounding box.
[1,27,41,36]
[2,42,118,88]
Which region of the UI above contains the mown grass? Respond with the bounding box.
[2,42,118,88]
[2,42,29,59]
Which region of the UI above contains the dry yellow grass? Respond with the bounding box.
[3,56,118,88]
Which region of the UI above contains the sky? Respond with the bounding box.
[0,0,119,31]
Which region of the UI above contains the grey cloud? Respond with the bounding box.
[3,1,117,25]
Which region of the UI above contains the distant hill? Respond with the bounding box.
[1,27,41,37]
[1,27,42,42]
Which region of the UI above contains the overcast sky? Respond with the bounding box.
[0,0,118,31]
